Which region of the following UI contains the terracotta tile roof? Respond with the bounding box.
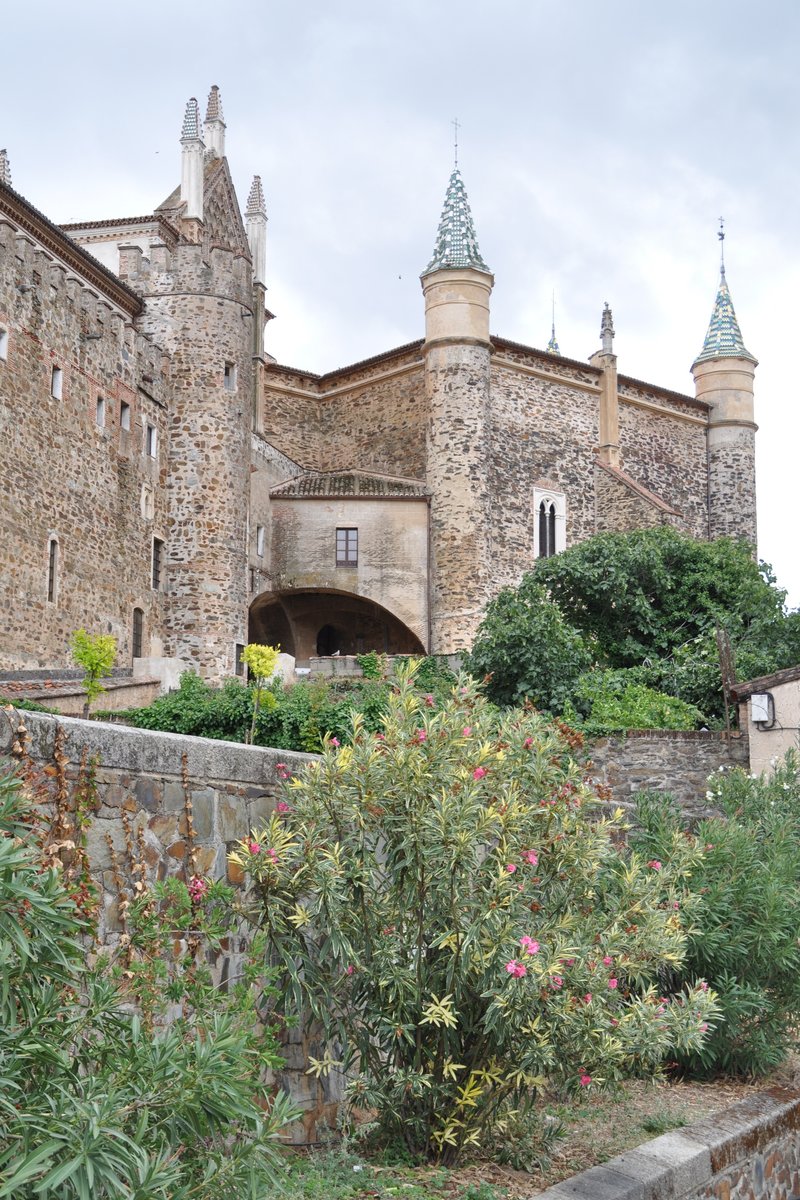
[271,469,430,499]
[730,664,800,701]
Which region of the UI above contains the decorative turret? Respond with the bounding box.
[589,302,620,467]
[0,150,11,188]
[692,243,758,547]
[204,85,226,159]
[245,175,267,286]
[600,301,615,353]
[180,98,204,222]
[421,162,494,653]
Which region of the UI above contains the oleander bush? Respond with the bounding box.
[233,662,717,1163]
[631,751,800,1077]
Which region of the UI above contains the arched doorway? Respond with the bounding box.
[249,589,425,665]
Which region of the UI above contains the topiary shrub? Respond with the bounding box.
[232,663,717,1163]
[631,751,800,1076]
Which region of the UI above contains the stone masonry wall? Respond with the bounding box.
[589,730,749,821]
[0,215,171,672]
[708,425,758,546]
[535,1087,800,1200]
[595,464,676,533]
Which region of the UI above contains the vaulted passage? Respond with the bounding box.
[248,589,426,665]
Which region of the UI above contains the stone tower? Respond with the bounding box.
[123,89,256,678]
[421,169,494,653]
[691,261,758,547]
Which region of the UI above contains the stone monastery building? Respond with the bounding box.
[0,89,758,684]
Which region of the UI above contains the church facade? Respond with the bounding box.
[0,90,758,681]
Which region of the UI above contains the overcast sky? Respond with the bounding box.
[6,1,799,606]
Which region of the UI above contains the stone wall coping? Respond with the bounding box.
[1,708,316,786]
[592,730,747,744]
[535,1086,800,1199]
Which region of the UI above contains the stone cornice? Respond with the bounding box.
[0,181,143,318]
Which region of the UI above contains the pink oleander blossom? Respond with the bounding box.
[602,955,613,966]
[276,800,291,814]
[522,850,539,865]
[416,729,427,742]
[248,841,261,855]
[505,959,527,977]
[473,767,487,780]
[519,936,540,955]
[550,975,563,990]
[699,981,709,991]
[583,993,592,1004]
[462,726,473,737]
[330,737,340,747]
[647,859,662,871]
[579,1074,592,1087]
[608,978,618,989]
[523,737,533,749]
[506,863,517,874]
[424,694,435,707]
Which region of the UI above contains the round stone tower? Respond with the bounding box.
[691,262,758,548]
[421,168,494,654]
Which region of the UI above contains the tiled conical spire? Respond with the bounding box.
[181,98,201,142]
[546,322,560,354]
[205,85,224,123]
[0,149,11,187]
[693,266,756,365]
[422,168,490,275]
[246,175,266,217]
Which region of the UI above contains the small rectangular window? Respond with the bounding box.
[51,366,63,399]
[256,525,265,557]
[336,527,358,567]
[224,362,237,392]
[145,423,157,457]
[120,401,131,431]
[152,537,164,590]
[96,396,105,428]
[0,328,8,361]
[47,538,58,604]
[235,643,245,677]
[132,608,144,658]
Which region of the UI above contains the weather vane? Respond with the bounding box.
[452,117,460,167]
[718,216,725,270]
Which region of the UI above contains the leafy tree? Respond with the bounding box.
[233,663,717,1163]
[69,629,116,715]
[463,580,592,710]
[241,642,280,743]
[563,670,705,734]
[631,752,800,1077]
[0,762,297,1198]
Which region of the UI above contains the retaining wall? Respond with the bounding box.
[537,1086,800,1200]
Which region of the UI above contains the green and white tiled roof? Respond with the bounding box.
[693,267,756,365]
[546,326,560,354]
[422,168,490,275]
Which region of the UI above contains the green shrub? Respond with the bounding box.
[127,671,260,742]
[564,670,705,734]
[631,752,800,1076]
[0,762,297,1198]
[233,663,716,1163]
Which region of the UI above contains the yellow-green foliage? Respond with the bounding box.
[233,661,719,1162]
[69,629,117,706]
[241,643,280,683]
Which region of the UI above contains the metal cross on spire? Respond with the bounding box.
[718,216,725,272]
[452,117,460,167]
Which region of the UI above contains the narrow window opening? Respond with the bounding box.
[538,501,557,558]
[145,423,157,457]
[47,538,58,604]
[152,537,164,590]
[51,365,63,399]
[96,396,105,427]
[132,607,144,659]
[120,400,131,431]
[0,328,8,361]
[256,525,265,557]
[224,361,237,392]
[534,488,567,559]
[235,643,245,677]
[336,527,358,567]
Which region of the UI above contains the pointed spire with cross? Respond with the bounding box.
[546,291,560,354]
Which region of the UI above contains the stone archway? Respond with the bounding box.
[248,589,425,666]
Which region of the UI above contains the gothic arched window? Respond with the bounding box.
[533,488,567,559]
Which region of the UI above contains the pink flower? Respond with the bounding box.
[473,766,487,780]
[602,956,613,966]
[519,936,540,955]
[550,975,563,990]
[188,876,209,902]
[375,732,385,740]
[506,863,517,874]
[562,958,576,967]
[522,850,539,866]
[416,729,427,742]
[505,959,527,977]
[647,859,662,871]
[699,1022,708,1032]
[267,848,279,863]
[462,726,473,737]
[248,841,261,855]
[673,901,680,909]
[583,993,592,1004]
[275,762,287,771]
[579,1074,592,1087]
[424,694,435,707]
[330,737,340,747]
[608,978,618,990]
[610,1018,619,1027]
[276,800,291,814]
[346,965,354,975]
[523,737,533,749]
[699,981,709,992]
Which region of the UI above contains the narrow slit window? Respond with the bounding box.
[152,537,164,590]
[256,525,265,557]
[336,527,358,567]
[51,365,63,399]
[0,328,8,361]
[47,537,58,604]
[120,400,131,431]
[132,607,144,658]
[224,361,237,391]
[533,488,566,559]
[235,643,245,676]
[145,423,157,457]
[96,396,105,427]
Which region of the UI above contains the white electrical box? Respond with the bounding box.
[751,693,773,724]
